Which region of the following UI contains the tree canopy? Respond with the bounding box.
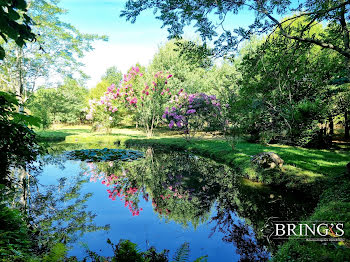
[0,0,35,59]
[121,0,350,60]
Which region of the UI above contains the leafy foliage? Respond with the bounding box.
[172,242,190,262]
[163,92,224,139]
[84,238,169,262]
[27,78,88,128]
[0,206,34,261]
[0,91,42,184]
[228,18,344,146]
[0,0,106,101]
[0,0,35,59]
[121,0,350,60]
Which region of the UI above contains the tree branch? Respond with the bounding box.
[263,10,350,58]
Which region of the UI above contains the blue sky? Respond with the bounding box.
[58,0,262,88]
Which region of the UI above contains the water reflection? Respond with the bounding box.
[38,143,316,261]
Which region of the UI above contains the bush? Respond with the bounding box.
[163,92,223,139]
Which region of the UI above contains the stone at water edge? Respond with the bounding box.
[251,152,284,169]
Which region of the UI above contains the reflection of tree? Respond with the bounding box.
[211,208,269,262]
[9,161,110,253]
[81,146,316,257]
[205,168,318,259]
[28,176,109,249]
[87,147,233,227]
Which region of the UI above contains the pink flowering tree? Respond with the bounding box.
[85,96,120,132]
[163,92,224,139]
[87,66,173,137]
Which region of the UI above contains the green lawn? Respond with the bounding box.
[37,125,349,190]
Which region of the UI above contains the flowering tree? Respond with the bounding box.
[85,98,119,132]
[87,66,173,137]
[163,91,224,139]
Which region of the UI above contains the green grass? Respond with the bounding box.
[124,137,349,189]
[36,125,92,141]
[37,125,349,190]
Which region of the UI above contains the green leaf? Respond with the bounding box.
[7,8,20,21]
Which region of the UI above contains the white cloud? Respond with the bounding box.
[81,41,160,88]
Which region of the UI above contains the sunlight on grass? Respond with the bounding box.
[38,125,350,188]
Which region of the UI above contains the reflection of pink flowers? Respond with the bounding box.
[85,163,144,216]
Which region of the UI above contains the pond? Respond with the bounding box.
[31,143,316,261]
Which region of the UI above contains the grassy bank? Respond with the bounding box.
[37,126,350,261]
[37,126,349,190]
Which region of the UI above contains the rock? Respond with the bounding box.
[251,152,284,169]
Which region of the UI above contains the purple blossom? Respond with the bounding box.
[169,120,175,129]
[186,109,196,114]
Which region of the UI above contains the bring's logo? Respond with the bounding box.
[262,217,345,242]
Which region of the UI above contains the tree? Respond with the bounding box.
[101,66,122,85]
[232,18,343,146]
[331,84,350,138]
[27,77,88,128]
[0,91,42,184]
[0,0,106,104]
[88,66,173,136]
[163,92,224,139]
[149,39,238,99]
[0,0,35,59]
[121,0,350,64]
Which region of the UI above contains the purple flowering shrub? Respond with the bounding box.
[163,91,224,138]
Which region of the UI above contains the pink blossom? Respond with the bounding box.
[130,97,137,105]
[167,74,173,79]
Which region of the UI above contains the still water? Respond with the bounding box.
[33,143,316,261]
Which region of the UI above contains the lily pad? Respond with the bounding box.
[65,148,144,162]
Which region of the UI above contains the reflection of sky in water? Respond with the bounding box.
[39,160,239,261]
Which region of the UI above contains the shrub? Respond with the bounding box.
[163,92,223,139]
